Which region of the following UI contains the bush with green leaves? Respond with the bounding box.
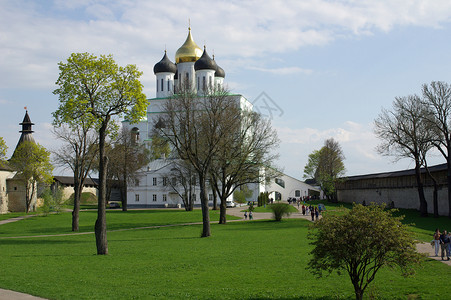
[269,202,292,221]
[308,204,422,300]
[40,187,65,215]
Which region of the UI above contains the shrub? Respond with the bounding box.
[269,203,292,221]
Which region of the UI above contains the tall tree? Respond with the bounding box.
[421,81,451,218]
[107,127,150,211]
[304,138,345,200]
[52,123,98,231]
[155,87,237,237]
[9,141,54,213]
[374,95,433,217]
[308,204,421,300]
[209,109,279,224]
[53,52,147,254]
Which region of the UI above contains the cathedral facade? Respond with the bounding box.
[123,28,319,208]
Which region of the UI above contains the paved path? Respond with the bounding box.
[0,206,449,299]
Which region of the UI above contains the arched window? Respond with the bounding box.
[161,78,164,91]
[131,127,139,144]
[202,76,206,91]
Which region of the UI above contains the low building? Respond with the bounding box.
[336,163,449,215]
[52,176,99,201]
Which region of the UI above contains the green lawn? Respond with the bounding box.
[0,209,450,299]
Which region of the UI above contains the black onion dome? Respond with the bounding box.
[194,47,217,71]
[153,51,177,74]
[215,64,225,78]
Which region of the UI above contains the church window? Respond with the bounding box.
[153,178,157,186]
[153,194,157,202]
[163,177,168,186]
[131,127,139,143]
[172,177,177,186]
[197,77,200,90]
[208,194,213,201]
[295,190,300,197]
[163,194,167,202]
[135,194,139,202]
[168,79,170,91]
[209,76,212,88]
[161,78,164,91]
[202,76,206,91]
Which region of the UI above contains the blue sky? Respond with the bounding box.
[1,0,451,178]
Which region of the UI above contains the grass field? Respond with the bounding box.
[0,208,450,299]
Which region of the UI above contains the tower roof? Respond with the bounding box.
[153,51,177,74]
[213,55,225,78]
[175,28,203,63]
[13,110,36,158]
[194,47,217,71]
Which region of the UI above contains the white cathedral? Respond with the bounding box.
[123,28,320,208]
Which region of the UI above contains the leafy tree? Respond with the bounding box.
[53,52,147,254]
[308,204,421,300]
[40,187,65,215]
[421,81,451,218]
[374,95,434,217]
[269,202,291,221]
[52,123,98,231]
[234,185,253,205]
[9,141,54,213]
[304,138,345,200]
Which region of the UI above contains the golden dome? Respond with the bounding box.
[175,28,203,63]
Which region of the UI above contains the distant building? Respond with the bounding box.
[51,176,99,201]
[0,111,38,213]
[336,163,449,215]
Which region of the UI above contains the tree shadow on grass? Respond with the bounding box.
[249,296,346,300]
[0,238,89,246]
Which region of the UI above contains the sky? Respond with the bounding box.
[1,0,451,179]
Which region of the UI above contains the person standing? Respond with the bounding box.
[302,205,305,216]
[315,207,319,221]
[439,230,450,260]
[433,229,441,257]
[310,207,315,221]
[249,211,253,220]
[244,211,248,220]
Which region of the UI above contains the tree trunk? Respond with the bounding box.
[414,162,428,217]
[199,174,210,237]
[219,196,227,224]
[425,165,439,218]
[95,122,108,255]
[121,175,128,211]
[212,186,218,210]
[72,168,82,231]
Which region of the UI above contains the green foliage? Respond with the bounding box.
[248,202,255,212]
[308,204,422,300]
[9,141,54,212]
[67,192,98,205]
[233,185,253,204]
[150,134,170,160]
[269,202,292,221]
[0,136,7,163]
[304,138,345,200]
[52,52,148,128]
[257,191,269,207]
[40,187,65,215]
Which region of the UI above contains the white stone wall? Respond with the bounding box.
[338,187,450,215]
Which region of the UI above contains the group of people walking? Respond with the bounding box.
[243,211,253,220]
[301,204,320,221]
[433,228,450,260]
